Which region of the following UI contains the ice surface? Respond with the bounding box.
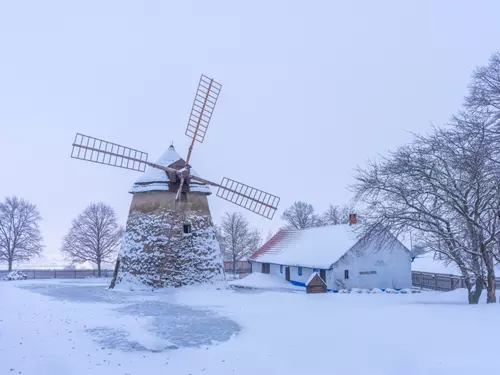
[2,278,500,375]
[19,281,240,352]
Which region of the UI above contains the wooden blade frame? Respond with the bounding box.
[71,133,179,174]
[185,75,221,145]
[215,177,280,220]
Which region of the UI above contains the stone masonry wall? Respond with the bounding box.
[115,191,225,288]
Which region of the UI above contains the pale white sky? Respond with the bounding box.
[1,0,500,264]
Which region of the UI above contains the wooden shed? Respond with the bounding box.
[306,272,327,293]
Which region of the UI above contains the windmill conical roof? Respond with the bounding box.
[129,145,211,195]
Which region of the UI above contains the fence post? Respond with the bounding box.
[74,270,77,278]
[434,274,438,290]
[54,269,57,278]
[420,272,423,289]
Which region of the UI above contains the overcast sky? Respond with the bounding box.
[1,0,500,265]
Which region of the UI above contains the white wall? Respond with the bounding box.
[327,236,412,290]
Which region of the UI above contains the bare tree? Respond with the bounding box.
[61,202,124,276]
[0,196,43,271]
[351,111,500,304]
[281,201,322,229]
[465,51,500,118]
[218,212,262,274]
[322,204,356,225]
[265,229,275,242]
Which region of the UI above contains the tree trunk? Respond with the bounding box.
[8,259,13,272]
[109,257,120,289]
[97,261,102,277]
[486,275,496,304]
[232,254,236,276]
[483,252,496,303]
[468,278,484,304]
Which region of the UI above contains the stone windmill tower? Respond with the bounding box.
[70,75,280,288]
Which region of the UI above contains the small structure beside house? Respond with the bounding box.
[223,260,251,275]
[306,272,327,293]
[249,216,412,292]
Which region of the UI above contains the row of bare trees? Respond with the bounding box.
[0,196,123,276]
[352,52,500,304]
[280,201,357,229]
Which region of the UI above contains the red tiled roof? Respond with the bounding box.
[249,230,295,261]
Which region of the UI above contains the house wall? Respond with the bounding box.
[327,236,412,291]
[251,233,412,291]
[250,261,326,288]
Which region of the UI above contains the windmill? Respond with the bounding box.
[70,74,280,288]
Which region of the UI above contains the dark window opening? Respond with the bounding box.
[180,192,187,201]
[280,265,283,273]
[262,263,270,274]
[344,270,349,279]
[298,267,303,276]
[183,224,192,234]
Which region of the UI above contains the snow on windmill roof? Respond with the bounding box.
[250,224,362,269]
[129,145,211,194]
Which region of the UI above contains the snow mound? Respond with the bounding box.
[229,273,304,291]
[3,270,27,281]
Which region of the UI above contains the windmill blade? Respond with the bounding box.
[190,175,280,220]
[185,74,222,145]
[71,133,178,174]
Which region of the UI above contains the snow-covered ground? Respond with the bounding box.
[0,278,498,375]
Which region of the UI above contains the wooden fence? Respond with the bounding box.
[0,269,114,280]
[412,271,500,291]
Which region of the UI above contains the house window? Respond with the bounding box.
[280,265,283,273]
[183,224,192,234]
[262,263,270,274]
[298,267,303,276]
[344,270,349,279]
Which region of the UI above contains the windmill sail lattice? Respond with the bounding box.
[185,75,222,144]
[216,177,280,220]
[71,133,149,172]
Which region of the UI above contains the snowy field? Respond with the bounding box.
[0,278,498,375]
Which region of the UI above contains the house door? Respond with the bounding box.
[320,269,326,282]
[285,267,290,281]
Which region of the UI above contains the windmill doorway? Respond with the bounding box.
[285,267,290,281]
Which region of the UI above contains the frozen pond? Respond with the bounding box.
[20,282,241,352]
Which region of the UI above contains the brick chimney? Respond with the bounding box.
[348,213,357,225]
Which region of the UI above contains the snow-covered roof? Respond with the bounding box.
[306,272,325,285]
[129,145,211,195]
[250,225,362,269]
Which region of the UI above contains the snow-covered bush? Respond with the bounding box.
[3,270,28,281]
[384,288,399,294]
[371,288,384,293]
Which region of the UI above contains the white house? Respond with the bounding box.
[249,223,412,291]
